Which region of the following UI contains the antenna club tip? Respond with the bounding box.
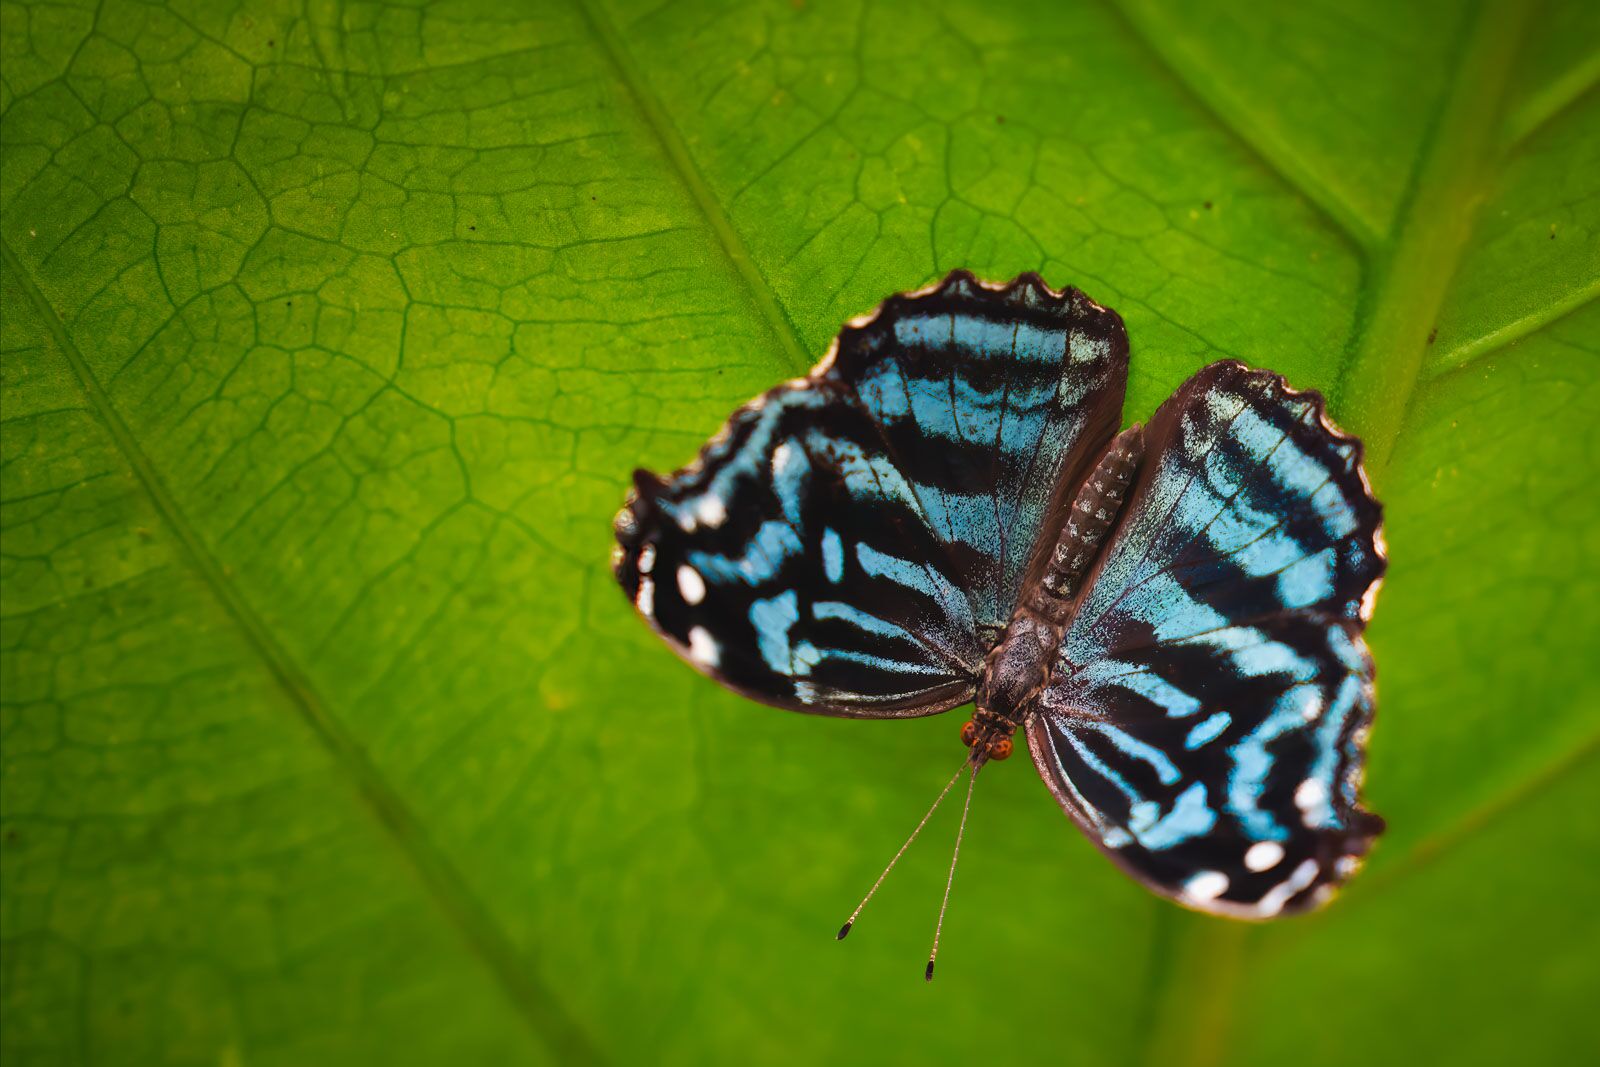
[924,960,936,982]
[836,921,853,941]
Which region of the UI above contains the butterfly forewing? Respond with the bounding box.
[616,384,979,715]
[830,272,1128,634]
[1032,362,1385,917]
[613,271,1128,717]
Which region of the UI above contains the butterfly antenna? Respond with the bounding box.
[836,759,970,941]
[926,762,979,981]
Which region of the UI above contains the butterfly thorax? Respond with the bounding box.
[966,427,1145,767]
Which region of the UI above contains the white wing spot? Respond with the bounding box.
[687,626,720,668]
[1360,577,1384,621]
[1295,778,1328,813]
[1253,858,1320,917]
[1184,871,1229,902]
[637,543,656,575]
[693,495,728,529]
[1245,841,1286,872]
[677,565,706,606]
[771,441,794,476]
[636,576,655,616]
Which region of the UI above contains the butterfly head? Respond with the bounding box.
[963,612,1054,766]
[960,711,1016,767]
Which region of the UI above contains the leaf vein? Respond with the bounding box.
[1105,0,1383,251]
[0,239,605,1067]
[573,0,815,375]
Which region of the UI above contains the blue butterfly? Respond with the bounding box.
[612,272,1384,963]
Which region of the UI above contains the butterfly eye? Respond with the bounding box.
[960,721,978,747]
[988,738,1013,761]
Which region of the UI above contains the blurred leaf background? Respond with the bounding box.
[2,0,1596,1064]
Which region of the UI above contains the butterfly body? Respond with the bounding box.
[613,272,1385,920]
[968,425,1146,765]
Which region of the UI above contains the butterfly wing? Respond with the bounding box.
[834,271,1128,635]
[1029,361,1385,916]
[614,271,1128,716]
[615,385,982,716]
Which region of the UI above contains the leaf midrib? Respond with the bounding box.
[0,239,604,1067]
[1335,0,1535,473]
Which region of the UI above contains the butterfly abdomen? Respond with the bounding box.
[1030,425,1145,620]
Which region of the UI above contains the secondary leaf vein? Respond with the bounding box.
[0,239,605,1067]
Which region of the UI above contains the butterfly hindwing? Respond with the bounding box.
[1030,616,1381,917]
[614,271,1129,716]
[1032,362,1385,916]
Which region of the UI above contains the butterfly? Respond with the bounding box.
[612,271,1384,971]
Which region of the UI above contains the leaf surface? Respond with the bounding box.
[2,1,1596,1064]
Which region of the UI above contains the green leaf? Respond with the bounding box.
[2,1,1595,1064]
